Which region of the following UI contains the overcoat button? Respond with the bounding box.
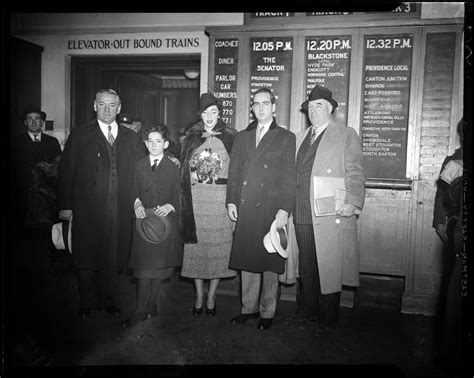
[327,168,332,174]
[335,218,340,224]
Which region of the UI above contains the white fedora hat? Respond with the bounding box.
[51,218,72,254]
[263,219,289,259]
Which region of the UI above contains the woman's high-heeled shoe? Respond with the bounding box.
[206,303,216,317]
[192,305,203,316]
[206,295,216,316]
[192,295,204,316]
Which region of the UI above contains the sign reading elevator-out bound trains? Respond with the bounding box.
[361,34,413,180]
[304,36,352,125]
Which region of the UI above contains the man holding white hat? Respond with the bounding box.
[293,85,365,330]
[226,88,296,331]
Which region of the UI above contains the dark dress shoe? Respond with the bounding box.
[206,303,217,317]
[231,312,259,324]
[192,306,203,316]
[104,305,121,316]
[122,311,147,327]
[146,304,157,319]
[257,318,273,330]
[78,307,94,318]
[288,312,318,324]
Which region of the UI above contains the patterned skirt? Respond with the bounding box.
[181,183,237,279]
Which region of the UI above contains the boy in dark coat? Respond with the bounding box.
[124,124,183,327]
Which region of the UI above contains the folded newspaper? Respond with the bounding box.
[440,159,463,184]
[313,176,346,216]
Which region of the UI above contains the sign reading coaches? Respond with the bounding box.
[67,37,200,50]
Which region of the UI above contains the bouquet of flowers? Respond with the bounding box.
[189,149,222,184]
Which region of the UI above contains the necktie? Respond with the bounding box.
[152,159,158,171]
[107,125,115,145]
[34,135,39,143]
[257,125,265,146]
[310,127,318,145]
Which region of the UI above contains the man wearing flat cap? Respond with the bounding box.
[131,115,143,135]
[292,85,365,330]
[118,113,134,130]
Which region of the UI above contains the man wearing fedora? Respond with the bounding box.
[293,85,365,330]
[10,105,62,363]
[226,88,296,330]
[11,105,62,233]
[57,89,144,319]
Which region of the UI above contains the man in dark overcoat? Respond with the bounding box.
[11,105,62,235]
[11,104,62,301]
[226,88,296,330]
[10,105,62,361]
[57,89,143,318]
[432,119,464,370]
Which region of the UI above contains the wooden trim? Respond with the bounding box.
[365,179,412,190]
[236,35,248,131]
[243,8,423,26]
[348,29,362,135]
[206,18,463,35]
[450,29,464,154]
[289,33,305,134]
[406,27,424,181]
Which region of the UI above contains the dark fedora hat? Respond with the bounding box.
[196,93,220,116]
[136,208,171,244]
[132,115,143,123]
[118,113,133,124]
[23,105,47,121]
[301,85,338,112]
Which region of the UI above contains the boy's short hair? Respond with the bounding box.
[144,124,170,141]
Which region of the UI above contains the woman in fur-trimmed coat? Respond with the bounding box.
[179,93,237,316]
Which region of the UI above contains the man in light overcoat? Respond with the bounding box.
[226,88,296,330]
[293,85,365,330]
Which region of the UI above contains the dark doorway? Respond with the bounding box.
[70,55,200,145]
[10,36,44,137]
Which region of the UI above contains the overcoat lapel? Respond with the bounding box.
[115,124,130,152]
[296,128,311,158]
[243,123,258,158]
[88,121,109,152]
[245,119,279,162]
[138,158,154,191]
